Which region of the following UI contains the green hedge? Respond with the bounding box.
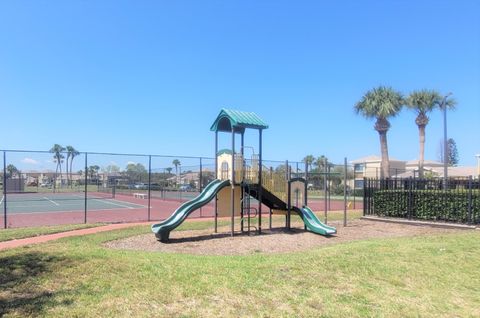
[372,190,480,224]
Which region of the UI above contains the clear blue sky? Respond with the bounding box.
[1,0,479,169]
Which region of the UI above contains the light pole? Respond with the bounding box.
[440,93,452,189]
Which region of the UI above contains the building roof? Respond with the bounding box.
[351,155,403,164]
[210,109,269,132]
[431,166,478,177]
[406,159,444,167]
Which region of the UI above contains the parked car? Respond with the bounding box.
[134,183,147,190]
[179,184,193,192]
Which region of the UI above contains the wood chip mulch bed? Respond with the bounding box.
[103,219,467,256]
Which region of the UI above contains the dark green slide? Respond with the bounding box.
[293,206,337,236]
[151,179,230,242]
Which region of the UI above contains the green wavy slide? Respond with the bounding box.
[151,179,230,242]
[292,206,337,236]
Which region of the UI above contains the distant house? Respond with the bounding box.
[351,155,406,188]
[351,155,479,189]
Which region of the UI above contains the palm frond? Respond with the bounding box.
[355,86,404,119]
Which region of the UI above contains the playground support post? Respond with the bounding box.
[304,161,307,230]
[3,151,7,229]
[343,157,347,227]
[258,129,262,234]
[328,164,331,210]
[231,127,235,237]
[304,161,308,204]
[286,160,290,230]
[148,155,151,221]
[324,157,328,224]
[84,152,88,224]
[214,131,218,233]
[240,132,244,232]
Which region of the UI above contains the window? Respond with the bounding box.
[221,161,229,180]
[354,179,364,189]
[354,164,364,172]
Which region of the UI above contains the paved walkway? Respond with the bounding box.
[0,222,152,251]
[0,216,230,251]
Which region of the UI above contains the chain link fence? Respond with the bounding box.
[1,150,360,229]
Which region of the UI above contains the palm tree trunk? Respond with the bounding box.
[55,163,59,192]
[66,157,69,187]
[378,131,390,178]
[70,158,74,189]
[59,162,62,188]
[418,125,426,178]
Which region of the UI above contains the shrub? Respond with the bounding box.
[373,189,480,224]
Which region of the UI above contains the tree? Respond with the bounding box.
[103,164,120,174]
[274,164,288,174]
[50,144,65,187]
[437,138,460,166]
[66,146,80,188]
[302,155,315,171]
[165,167,173,175]
[88,165,100,180]
[406,90,443,178]
[447,138,459,166]
[124,163,147,182]
[355,86,404,178]
[6,164,19,178]
[172,159,181,185]
[313,155,328,173]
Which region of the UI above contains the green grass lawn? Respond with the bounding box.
[0,223,105,242]
[1,216,479,317]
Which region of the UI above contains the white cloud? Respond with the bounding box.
[126,161,136,165]
[22,158,39,165]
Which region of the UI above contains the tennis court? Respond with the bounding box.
[0,192,147,214]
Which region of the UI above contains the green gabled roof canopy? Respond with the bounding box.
[217,149,233,156]
[210,108,269,133]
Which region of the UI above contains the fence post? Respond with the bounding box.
[199,157,202,218]
[362,177,366,216]
[3,151,7,229]
[343,157,347,227]
[407,176,413,220]
[148,155,151,222]
[84,152,88,224]
[468,175,473,224]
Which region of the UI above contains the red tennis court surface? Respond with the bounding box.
[0,193,362,229]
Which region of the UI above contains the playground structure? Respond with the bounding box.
[152,109,336,242]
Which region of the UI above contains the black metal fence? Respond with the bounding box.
[364,177,480,224]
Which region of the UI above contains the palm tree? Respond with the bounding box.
[302,155,315,172]
[406,90,455,178]
[313,155,328,172]
[172,159,181,185]
[355,86,404,178]
[6,164,19,178]
[66,146,80,188]
[165,167,173,175]
[50,144,65,187]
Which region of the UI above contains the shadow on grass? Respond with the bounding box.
[0,252,74,317]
